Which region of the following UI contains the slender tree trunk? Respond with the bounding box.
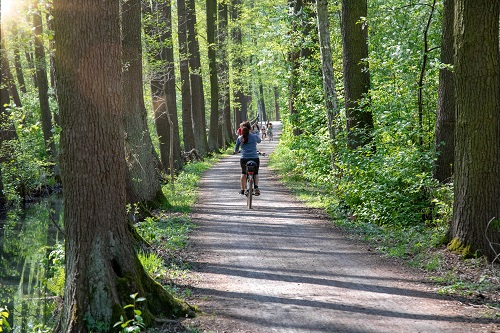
[289,0,301,136]
[341,0,374,149]
[231,0,244,136]
[316,0,340,164]
[177,0,196,151]
[25,50,37,87]
[122,0,165,205]
[187,0,208,156]
[52,1,192,331]
[218,1,232,144]
[433,0,455,183]
[1,29,22,107]
[0,27,17,209]
[207,0,219,151]
[450,0,500,261]
[417,0,437,147]
[258,82,267,122]
[11,23,27,94]
[143,0,183,171]
[32,2,59,171]
[273,86,280,121]
[162,0,183,170]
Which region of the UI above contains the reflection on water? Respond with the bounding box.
[0,194,63,332]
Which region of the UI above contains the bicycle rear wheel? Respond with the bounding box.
[246,175,253,209]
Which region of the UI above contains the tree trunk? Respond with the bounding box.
[417,0,437,147]
[289,0,301,136]
[341,0,374,149]
[273,86,280,121]
[433,0,455,183]
[32,2,59,172]
[207,0,219,152]
[143,0,183,171]
[0,26,17,209]
[177,0,196,151]
[162,0,183,170]
[218,1,232,144]
[316,0,340,164]
[187,0,208,156]
[1,28,22,108]
[258,82,267,122]
[230,0,244,137]
[122,0,165,205]
[11,23,27,94]
[52,1,192,331]
[450,0,500,261]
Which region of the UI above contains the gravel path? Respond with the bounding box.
[184,122,500,333]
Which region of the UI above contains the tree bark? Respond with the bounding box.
[187,0,208,156]
[218,1,232,145]
[11,23,27,94]
[52,1,192,331]
[316,0,340,164]
[177,0,196,151]
[450,0,500,261]
[288,0,301,136]
[230,0,244,136]
[273,86,280,121]
[122,0,165,205]
[341,0,374,149]
[207,0,220,152]
[433,0,455,183]
[143,0,183,171]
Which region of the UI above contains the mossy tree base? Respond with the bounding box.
[447,237,474,258]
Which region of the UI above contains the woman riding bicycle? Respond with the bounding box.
[234,121,261,195]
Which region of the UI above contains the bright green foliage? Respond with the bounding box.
[272,0,451,233]
[1,94,60,203]
[113,294,146,333]
[0,306,10,332]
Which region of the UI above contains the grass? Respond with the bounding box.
[134,155,221,308]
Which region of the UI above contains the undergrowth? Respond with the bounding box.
[269,142,500,306]
[135,156,218,302]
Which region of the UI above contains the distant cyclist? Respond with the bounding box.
[234,121,261,195]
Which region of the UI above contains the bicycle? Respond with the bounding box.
[244,160,257,209]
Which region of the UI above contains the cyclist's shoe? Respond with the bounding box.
[254,187,260,196]
[244,189,249,196]
[240,190,245,195]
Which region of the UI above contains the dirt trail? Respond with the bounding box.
[184,122,499,333]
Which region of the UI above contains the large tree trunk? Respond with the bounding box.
[341,0,374,149]
[32,1,59,170]
[207,0,219,152]
[177,0,196,151]
[433,0,455,183]
[52,1,192,331]
[187,0,208,156]
[122,0,165,205]
[450,0,500,261]
[218,1,232,145]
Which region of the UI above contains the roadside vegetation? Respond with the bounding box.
[269,136,500,310]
